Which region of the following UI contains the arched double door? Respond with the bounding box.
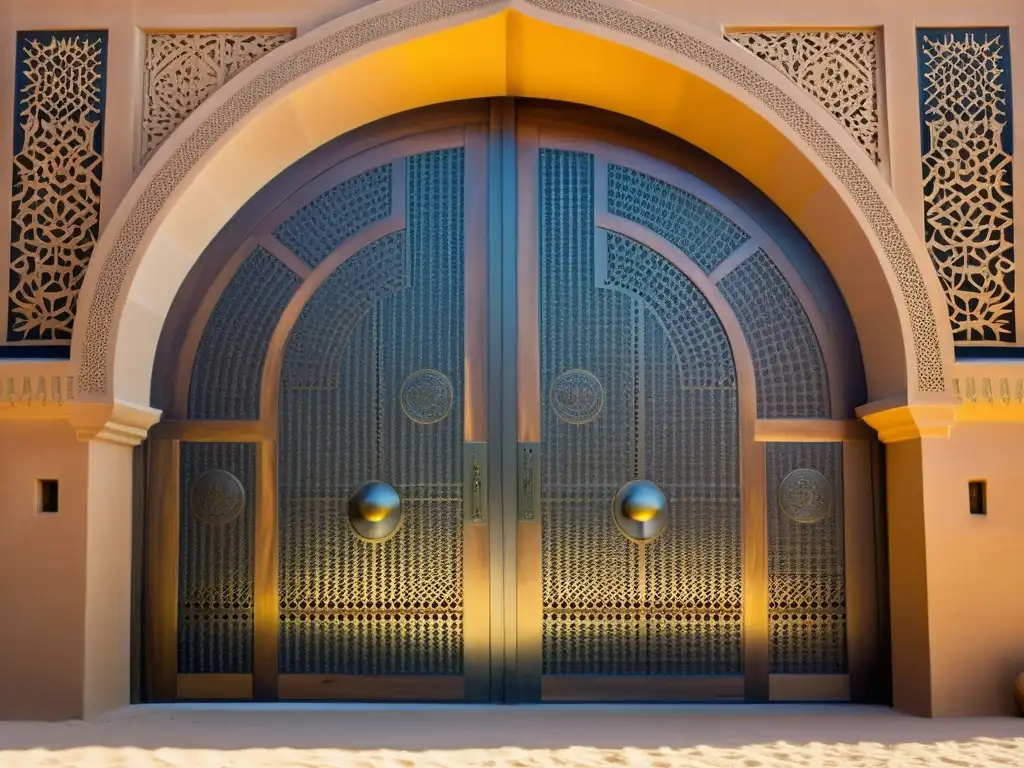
[144,100,885,704]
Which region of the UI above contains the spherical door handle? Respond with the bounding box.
[349,480,402,542]
[612,479,668,542]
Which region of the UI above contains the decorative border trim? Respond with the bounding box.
[77,0,946,396]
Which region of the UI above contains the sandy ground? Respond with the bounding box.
[0,704,1022,767]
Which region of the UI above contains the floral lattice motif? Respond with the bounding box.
[9,32,107,343]
[141,32,293,165]
[919,30,1015,343]
[727,30,880,164]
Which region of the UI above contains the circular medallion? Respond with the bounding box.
[779,469,833,524]
[550,369,604,424]
[612,479,668,542]
[191,470,245,526]
[348,480,403,542]
[401,369,454,424]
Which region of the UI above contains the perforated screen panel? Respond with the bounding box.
[188,246,301,419]
[272,165,392,268]
[605,233,743,676]
[607,164,750,274]
[766,442,847,674]
[178,442,255,674]
[277,149,465,676]
[538,150,742,676]
[718,249,830,418]
[539,150,638,675]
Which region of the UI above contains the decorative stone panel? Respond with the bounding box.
[7,31,108,357]
[727,30,880,165]
[141,31,294,166]
[918,29,1015,345]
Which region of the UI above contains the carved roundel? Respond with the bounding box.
[779,468,833,524]
[551,369,604,424]
[401,369,454,424]
[191,470,245,525]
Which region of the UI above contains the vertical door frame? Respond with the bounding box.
[143,437,179,702]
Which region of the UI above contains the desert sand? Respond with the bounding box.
[0,703,1022,767]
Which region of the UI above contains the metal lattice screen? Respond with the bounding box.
[539,150,743,676]
[766,442,847,674]
[277,150,466,676]
[178,442,256,674]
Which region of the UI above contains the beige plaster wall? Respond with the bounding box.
[883,439,933,717]
[922,423,1024,716]
[83,440,136,719]
[0,422,88,721]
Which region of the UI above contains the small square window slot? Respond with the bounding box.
[968,480,986,517]
[39,479,59,514]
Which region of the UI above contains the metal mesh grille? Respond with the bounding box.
[540,150,639,675]
[278,149,464,676]
[606,232,742,676]
[188,246,300,419]
[539,149,741,676]
[272,164,392,268]
[607,164,750,274]
[718,249,830,418]
[178,442,255,674]
[766,442,847,674]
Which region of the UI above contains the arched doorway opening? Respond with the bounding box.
[143,99,887,705]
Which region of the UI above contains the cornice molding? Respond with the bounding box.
[857,397,957,443]
[0,397,161,447]
[70,400,162,446]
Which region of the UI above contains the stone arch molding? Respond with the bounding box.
[71,0,955,407]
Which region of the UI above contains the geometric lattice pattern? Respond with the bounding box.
[278,150,465,676]
[766,443,847,675]
[919,29,1015,343]
[728,30,881,164]
[607,164,750,273]
[539,150,742,676]
[141,32,293,166]
[188,246,301,419]
[719,250,831,418]
[539,151,642,674]
[606,233,742,675]
[272,166,392,268]
[178,442,256,674]
[8,31,108,346]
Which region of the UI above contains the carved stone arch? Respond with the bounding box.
[70,0,954,408]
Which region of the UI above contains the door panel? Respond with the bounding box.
[275,148,476,696]
[522,145,746,700]
[178,442,256,679]
[147,120,494,703]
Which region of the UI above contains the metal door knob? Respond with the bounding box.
[349,480,402,541]
[612,479,667,541]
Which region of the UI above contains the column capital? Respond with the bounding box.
[68,399,162,447]
[856,397,957,444]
